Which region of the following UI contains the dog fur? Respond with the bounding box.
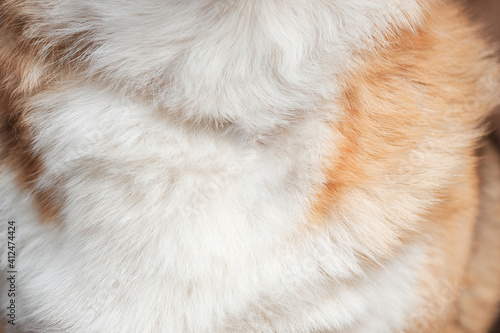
[0,0,500,332]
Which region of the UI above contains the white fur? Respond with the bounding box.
[21,0,425,133]
[0,1,429,332]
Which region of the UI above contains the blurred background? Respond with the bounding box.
[464,0,500,332]
[468,0,500,145]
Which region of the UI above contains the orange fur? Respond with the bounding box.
[0,0,499,331]
[307,1,500,331]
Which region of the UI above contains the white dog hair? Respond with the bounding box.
[1,0,500,332]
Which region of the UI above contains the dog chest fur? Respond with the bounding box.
[1,0,500,332]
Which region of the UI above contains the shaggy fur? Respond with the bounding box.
[0,0,499,332]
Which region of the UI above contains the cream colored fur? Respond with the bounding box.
[0,1,499,332]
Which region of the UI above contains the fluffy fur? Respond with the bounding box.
[0,0,499,332]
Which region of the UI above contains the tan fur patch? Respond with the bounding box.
[0,7,64,223]
[311,0,497,218]
[307,2,500,328]
[0,94,63,224]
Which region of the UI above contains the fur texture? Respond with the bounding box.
[0,0,499,332]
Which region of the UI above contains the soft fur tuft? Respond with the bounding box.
[1,1,500,332]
